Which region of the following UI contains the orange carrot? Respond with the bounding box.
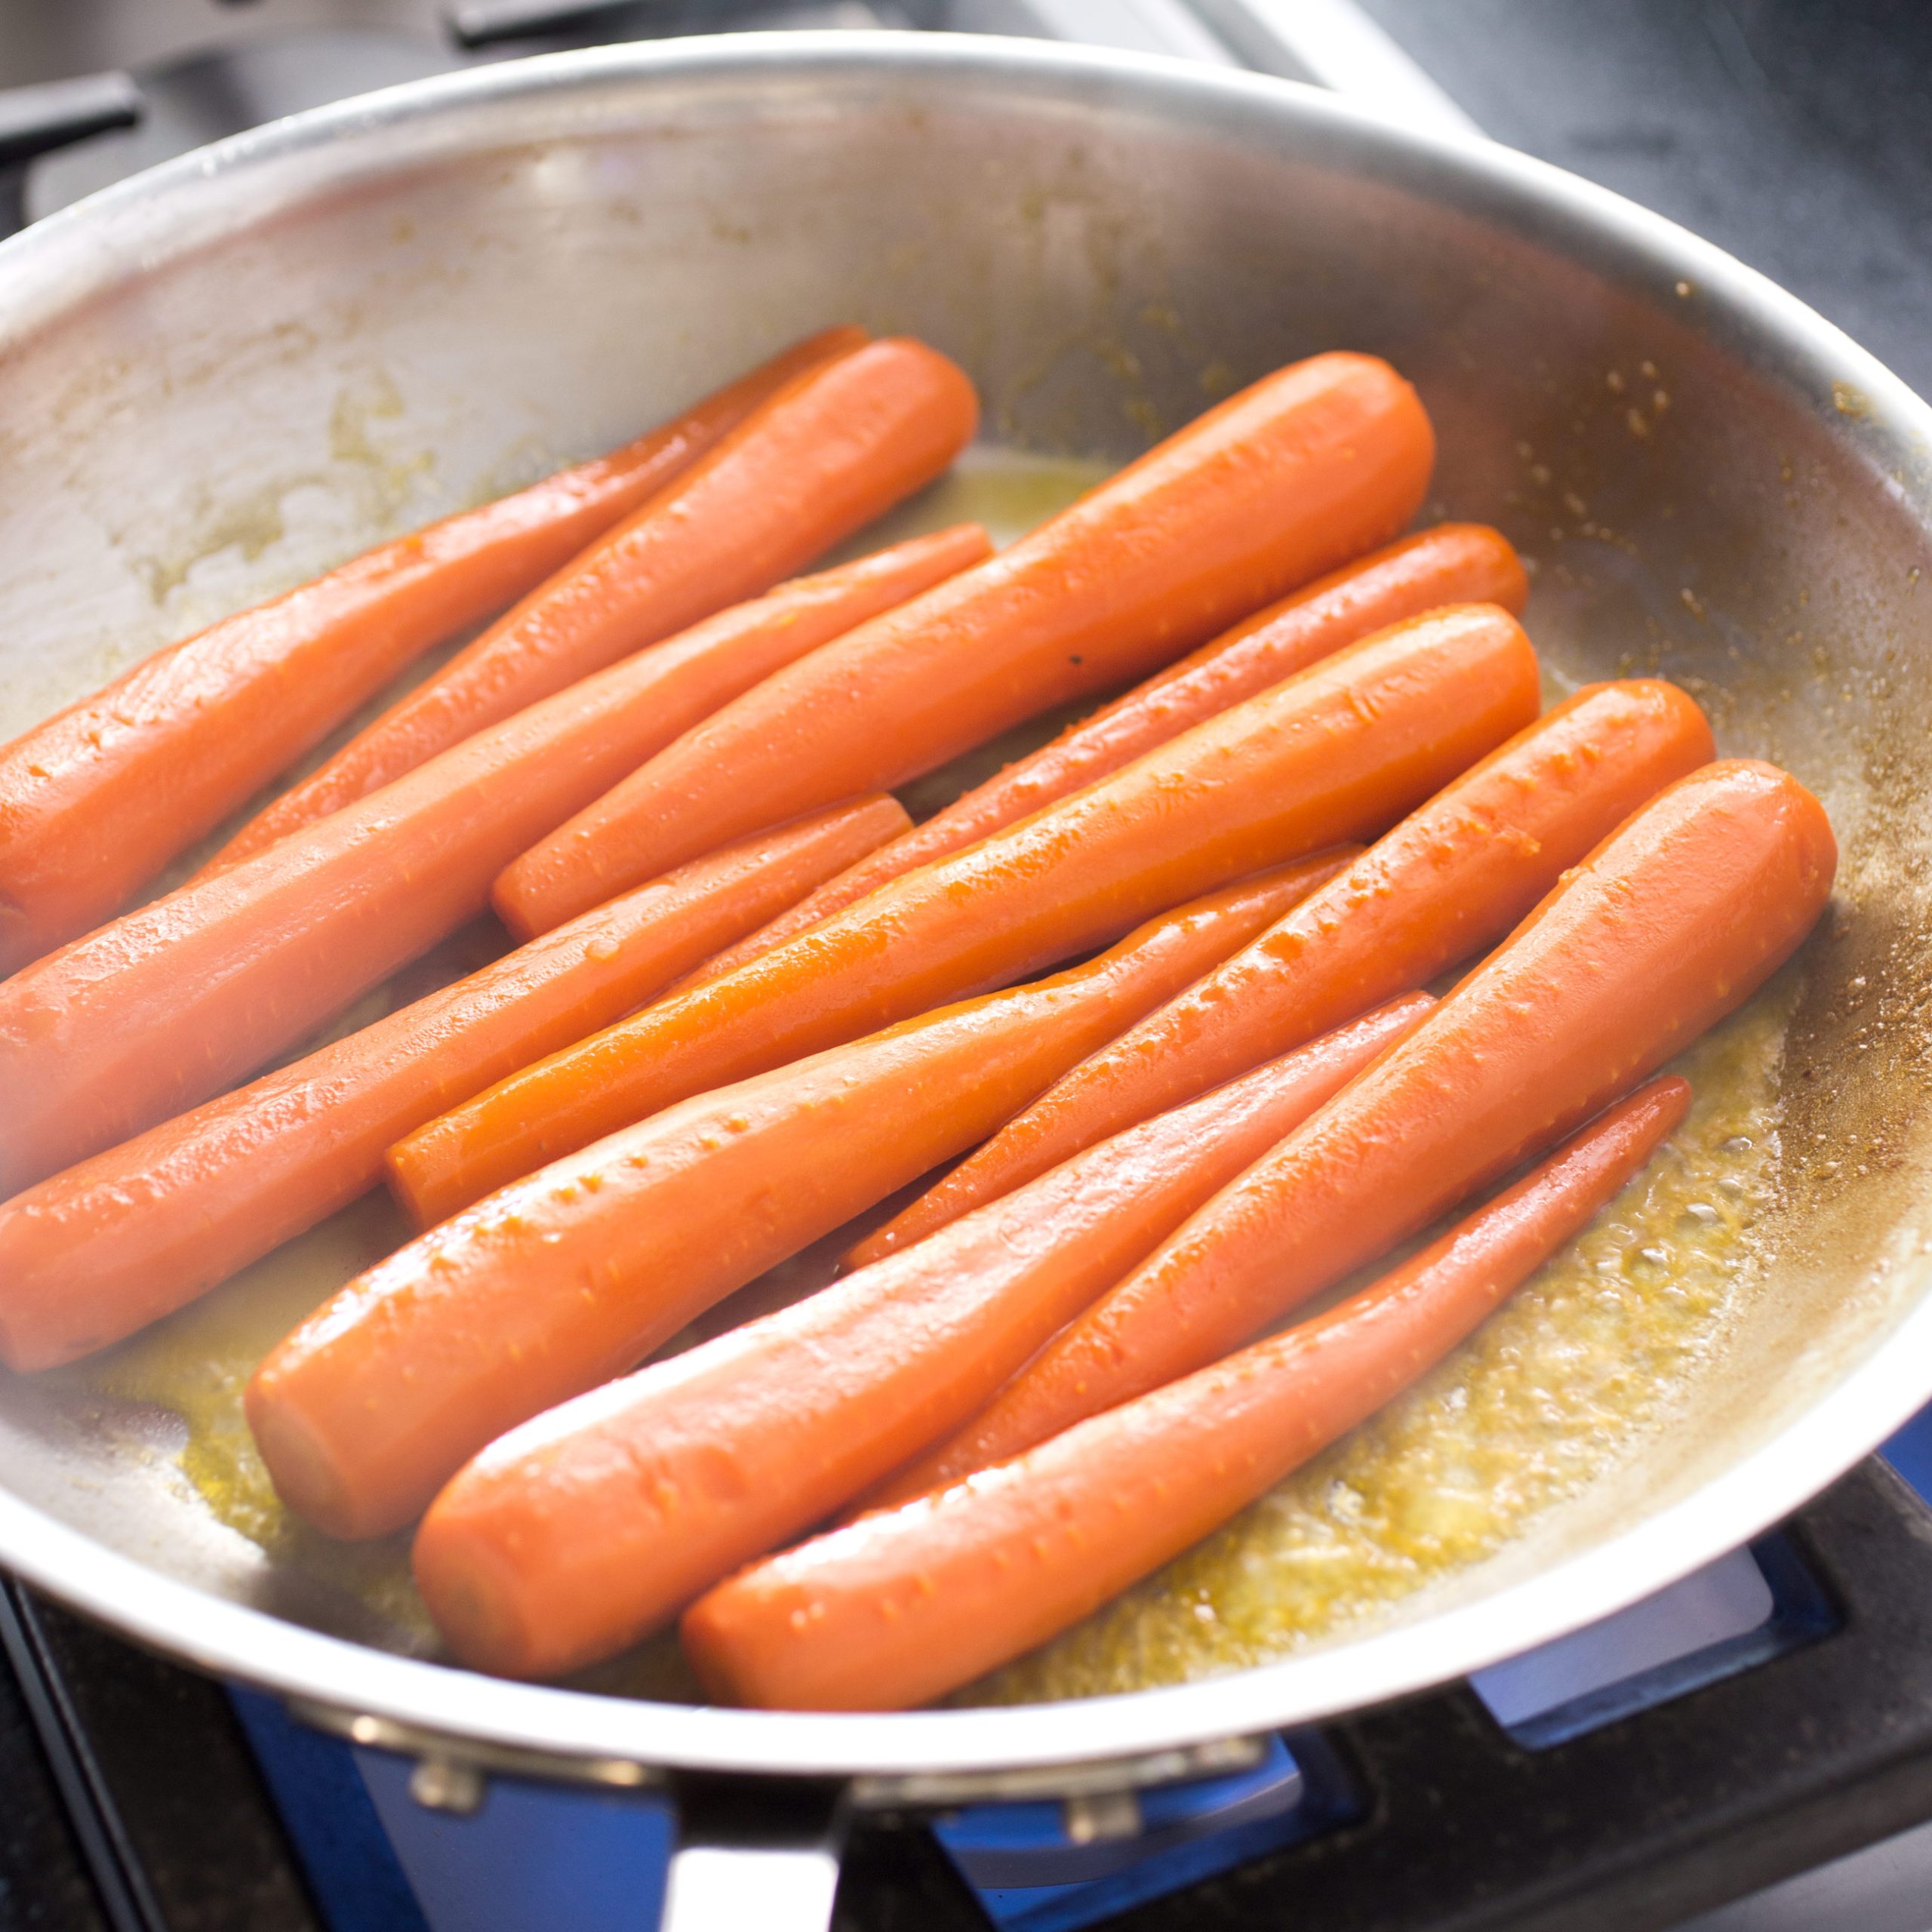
[392,604,1538,1223]
[0,798,904,1372]
[493,350,1437,936]
[855,677,1715,1266]
[0,328,863,972]
[205,337,976,869]
[694,523,1526,986]
[680,1078,1692,1710]
[409,995,1430,1678]
[906,760,1833,1480]
[849,1009,1433,1524]
[247,860,1346,1540]
[0,530,984,1197]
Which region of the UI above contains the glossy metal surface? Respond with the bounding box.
[1,33,1930,1783]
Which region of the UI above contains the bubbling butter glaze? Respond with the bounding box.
[971,971,1798,1705]
[81,1189,435,1647]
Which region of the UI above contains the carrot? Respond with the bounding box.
[854,676,1715,1266]
[903,760,1833,1479]
[0,529,985,1197]
[409,995,1430,1678]
[691,523,1526,988]
[680,1078,1692,1711]
[392,604,1538,1223]
[0,798,904,1373]
[0,328,864,973]
[247,859,1347,1540]
[492,351,1437,937]
[847,1008,1430,1526]
[204,337,977,871]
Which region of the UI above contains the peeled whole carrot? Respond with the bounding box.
[909,759,1833,1479]
[850,1007,1432,1522]
[855,676,1715,1266]
[411,994,1430,1678]
[206,337,977,870]
[0,529,985,1198]
[392,604,1538,1223]
[494,350,1437,936]
[0,798,904,1373]
[248,860,1346,1540]
[694,523,1527,987]
[0,328,864,972]
[681,1077,1692,1711]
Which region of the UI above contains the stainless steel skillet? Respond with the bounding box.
[0,20,1930,1847]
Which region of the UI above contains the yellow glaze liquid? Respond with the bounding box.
[825,445,1115,561]
[971,971,1799,1705]
[75,1191,435,1648]
[45,450,1804,1704]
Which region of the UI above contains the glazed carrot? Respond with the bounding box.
[393,604,1537,1221]
[494,350,1437,935]
[248,860,1345,1540]
[681,1078,1691,1710]
[0,328,864,972]
[848,1006,1431,1523]
[410,995,1430,1679]
[856,676,1715,1265]
[0,530,985,1197]
[0,799,904,1373]
[693,523,1526,986]
[205,337,977,870]
[906,760,1833,1479]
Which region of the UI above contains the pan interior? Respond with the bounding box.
[1,43,1930,1743]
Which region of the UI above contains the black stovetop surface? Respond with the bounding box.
[1361,0,1932,405]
